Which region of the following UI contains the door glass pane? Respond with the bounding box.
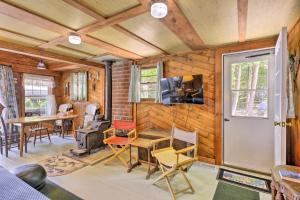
[231,60,268,118]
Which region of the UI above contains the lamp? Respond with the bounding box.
[151,0,168,19]
[37,59,47,70]
[68,33,81,45]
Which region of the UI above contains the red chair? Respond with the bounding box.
[103,120,137,167]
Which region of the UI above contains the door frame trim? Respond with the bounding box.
[214,37,277,165]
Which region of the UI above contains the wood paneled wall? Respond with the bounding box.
[59,67,105,128]
[0,50,61,117]
[288,18,300,165]
[136,50,216,164]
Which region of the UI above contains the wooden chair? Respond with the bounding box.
[103,120,137,168]
[151,124,198,200]
[0,116,28,157]
[54,103,72,136]
[27,122,51,146]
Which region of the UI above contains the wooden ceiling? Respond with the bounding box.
[0,0,298,71]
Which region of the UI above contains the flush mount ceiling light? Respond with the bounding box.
[151,0,168,19]
[37,59,47,70]
[68,32,81,45]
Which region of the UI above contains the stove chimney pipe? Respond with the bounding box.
[103,60,114,127]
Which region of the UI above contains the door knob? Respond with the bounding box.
[224,118,230,122]
[274,121,281,126]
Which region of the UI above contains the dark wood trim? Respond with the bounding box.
[214,36,277,165]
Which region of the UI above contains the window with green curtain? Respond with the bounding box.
[71,72,87,101]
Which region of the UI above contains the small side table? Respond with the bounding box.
[271,165,300,200]
[128,138,159,179]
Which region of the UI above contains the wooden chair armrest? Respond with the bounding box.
[175,145,196,155]
[127,129,137,140]
[103,127,115,134]
[151,137,171,151]
[176,158,198,168]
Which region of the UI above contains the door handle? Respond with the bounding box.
[274,121,292,127]
[224,118,230,122]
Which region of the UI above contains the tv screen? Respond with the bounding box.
[160,74,204,105]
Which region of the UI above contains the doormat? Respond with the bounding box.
[217,168,271,193]
[213,181,260,200]
[39,155,87,177]
[40,179,83,200]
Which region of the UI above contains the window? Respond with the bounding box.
[24,74,55,116]
[231,60,268,118]
[140,68,157,99]
[71,72,87,101]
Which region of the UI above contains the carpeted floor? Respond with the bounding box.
[213,181,260,200]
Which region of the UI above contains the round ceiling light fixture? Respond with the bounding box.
[68,33,81,45]
[151,0,168,19]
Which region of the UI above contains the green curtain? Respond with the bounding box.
[71,72,87,101]
[155,61,164,103]
[128,64,140,103]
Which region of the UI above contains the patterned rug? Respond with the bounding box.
[63,148,113,165]
[39,155,87,177]
[217,168,271,193]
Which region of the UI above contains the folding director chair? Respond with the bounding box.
[151,124,198,200]
[103,120,137,168]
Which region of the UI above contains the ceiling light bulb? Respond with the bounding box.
[151,1,168,19]
[68,33,81,45]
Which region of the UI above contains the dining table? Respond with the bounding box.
[5,114,78,157]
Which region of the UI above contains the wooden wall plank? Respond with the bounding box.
[136,50,216,163]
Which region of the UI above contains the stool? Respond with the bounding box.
[11,164,47,190]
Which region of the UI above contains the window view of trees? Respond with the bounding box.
[140,68,157,99]
[231,60,268,118]
[24,78,49,116]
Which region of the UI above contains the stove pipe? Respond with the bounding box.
[104,60,114,127]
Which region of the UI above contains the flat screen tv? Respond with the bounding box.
[160,74,204,105]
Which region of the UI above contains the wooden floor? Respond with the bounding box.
[0,136,271,200]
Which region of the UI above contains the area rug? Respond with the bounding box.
[217,168,271,193]
[39,155,87,177]
[63,148,113,165]
[213,181,260,200]
[40,179,83,200]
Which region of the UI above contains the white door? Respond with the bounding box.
[223,49,275,173]
[274,27,288,166]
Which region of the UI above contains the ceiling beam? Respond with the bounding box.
[161,0,205,50]
[81,35,143,59]
[0,40,102,67]
[0,1,72,35]
[38,36,67,49]
[62,0,166,54]
[0,28,95,57]
[0,1,144,59]
[111,25,168,54]
[237,0,248,42]
[48,63,81,71]
[140,0,205,50]
[77,4,148,34]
